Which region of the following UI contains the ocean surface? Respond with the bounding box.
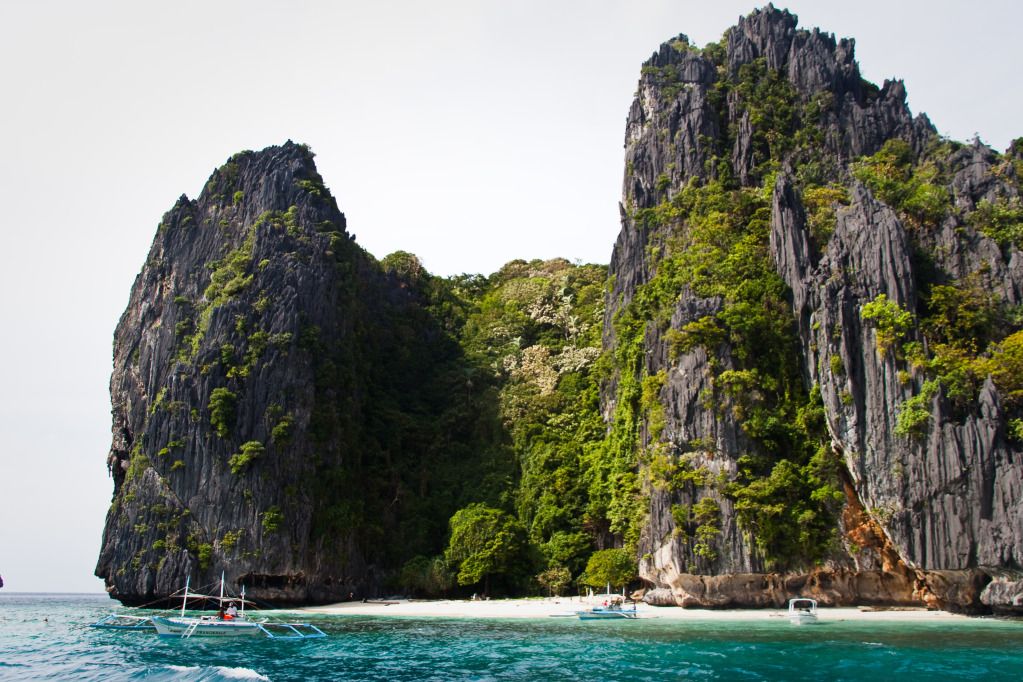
[2,593,1022,681]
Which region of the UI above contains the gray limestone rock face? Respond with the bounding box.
[609,5,932,336]
[770,170,1023,606]
[96,142,420,606]
[727,7,796,76]
[609,6,1023,611]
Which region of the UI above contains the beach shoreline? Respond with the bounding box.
[294,597,973,622]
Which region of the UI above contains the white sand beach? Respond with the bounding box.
[296,597,971,622]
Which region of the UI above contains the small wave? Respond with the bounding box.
[217,668,271,681]
[144,665,270,681]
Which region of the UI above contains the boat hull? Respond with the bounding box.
[577,608,638,620]
[151,616,264,638]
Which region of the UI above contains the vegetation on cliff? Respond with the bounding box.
[388,257,610,595]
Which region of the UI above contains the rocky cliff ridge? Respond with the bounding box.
[608,5,1023,612]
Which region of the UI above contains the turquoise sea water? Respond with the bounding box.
[2,593,1023,681]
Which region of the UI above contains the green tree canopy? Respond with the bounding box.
[536,566,572,597]
[444,503,528,593]
[580,548,636,590]
[398,555,453,597]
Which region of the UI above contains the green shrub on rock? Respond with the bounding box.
[228,441,265,474]
[208,388,237,438]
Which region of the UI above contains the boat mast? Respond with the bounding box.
[219,571,225,606]
[181,576,190,617]
[241,584,246,617]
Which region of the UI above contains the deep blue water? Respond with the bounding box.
[2,593,1023,680]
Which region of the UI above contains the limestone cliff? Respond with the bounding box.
[609,6,1023,612]
[96,142,492,605]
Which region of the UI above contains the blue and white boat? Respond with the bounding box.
[577,600,639,620]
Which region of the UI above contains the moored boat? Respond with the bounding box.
[151,614,265,638]
[153,576,326,639]
[92,574,326,640]
[787,597,819,625]
[577,599,639,620]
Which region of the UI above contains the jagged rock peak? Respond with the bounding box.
[614,5,934,310]
[187,141,347,234]
[726,4,798,73]
[727,5,859,100]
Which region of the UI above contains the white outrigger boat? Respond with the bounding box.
[150,575,326,639]
[577,595,640,620]
[787,597,819,625]
[94,574,326,640]
[577,603,639,620]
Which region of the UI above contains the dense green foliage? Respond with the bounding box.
[465,260,608,575]
[301,246,517,572]
[443,504,529,592]
[861,294,914,356]
[397,555,453,597]
[580,548,637,590]
[429,259,609,593]
[536,566,572,596]
[852,139,951,229]
[306,253,610,596]
[969,198,1023,253]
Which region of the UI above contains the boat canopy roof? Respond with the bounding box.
[167,588,256,605]
[788,598,817,607]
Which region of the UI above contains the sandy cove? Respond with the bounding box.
[295,597,971,622]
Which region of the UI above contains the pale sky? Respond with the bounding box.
[0,0,1019,593]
